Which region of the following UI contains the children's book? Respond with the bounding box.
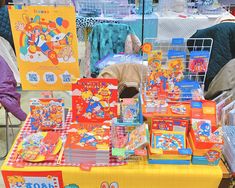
[191,118,212,142]
[151,130,186,152]
[189,51,209,73]
[191,100,216,127]
[125,123,149,151]
[152,117,189,133]
[30,98,64,130]
[221,100,235,126]
[65,122,111,151]
[213,91,231,104]
[64,122,111,164]
[229,109,235,126]
[72,78,118,123]
[216,94,233,125]
[119,98,139,123]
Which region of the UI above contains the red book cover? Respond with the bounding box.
[72,78,118,122]
[65,122,111,151]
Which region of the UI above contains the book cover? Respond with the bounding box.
[30,98,64,130]
[125,123,149,151]
[191,118,211,142]
[120,98,139,123]
[213,91,231,104]
[65,122,111,151]
[229,109,235,126]
[216,94,233,125]
[72,78,118,123]
[151,130,185,152]
[152,117,189,133]
[221,100,235,126]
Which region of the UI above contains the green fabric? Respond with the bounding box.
[188,22,235,90]
[89,23,134,74]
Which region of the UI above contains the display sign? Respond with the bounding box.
[2,171,64,188]
[8,5,79,90]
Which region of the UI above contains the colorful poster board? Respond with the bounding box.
[2,171,64,188]
[8,5,79,90]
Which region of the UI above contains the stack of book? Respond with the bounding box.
[64,122,111,164]
[223,126,235,174]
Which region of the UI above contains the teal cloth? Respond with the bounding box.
[88,23,135,74]
[0,6,14,49]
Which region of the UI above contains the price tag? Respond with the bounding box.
[80,163,92,171]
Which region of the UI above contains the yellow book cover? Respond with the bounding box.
[8,5,79,90]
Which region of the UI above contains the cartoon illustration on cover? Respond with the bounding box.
[72,78,118,123]
[8,6,79,90]
[191,119,212,142]
[153,131,185,151]
[8,176,25,188]
[15,14,74,65]
[30,98,64,130]
[120,98,139,123]
[125,123,148,151]
[66,123,111,151]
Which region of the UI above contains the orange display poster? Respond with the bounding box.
[2,171,64,188]
[8,5,79,90]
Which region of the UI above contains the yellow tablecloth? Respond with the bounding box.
[1,119,223,188]
[1,151,223,188]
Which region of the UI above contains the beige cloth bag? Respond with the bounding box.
[98,63,147,94]
[205,59,235,99]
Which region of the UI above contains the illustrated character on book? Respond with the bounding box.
[198,121,211,137]
[158,121,169,131]
[77,126,109,149]
[8,176,25,188]
[31,106,43,129]
[81,91,104,119]
[15,14,73,65]
[31,101,63,129]
[206,149,221,162]
[80,133,97,147]
[81,86,115,119]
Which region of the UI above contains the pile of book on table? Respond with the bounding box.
[64,123,111,164]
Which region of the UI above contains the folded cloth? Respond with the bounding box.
[98,63,147,95]
[87,23,141,77]
[0,55,26,121]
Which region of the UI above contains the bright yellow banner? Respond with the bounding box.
[8,5,79,90]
